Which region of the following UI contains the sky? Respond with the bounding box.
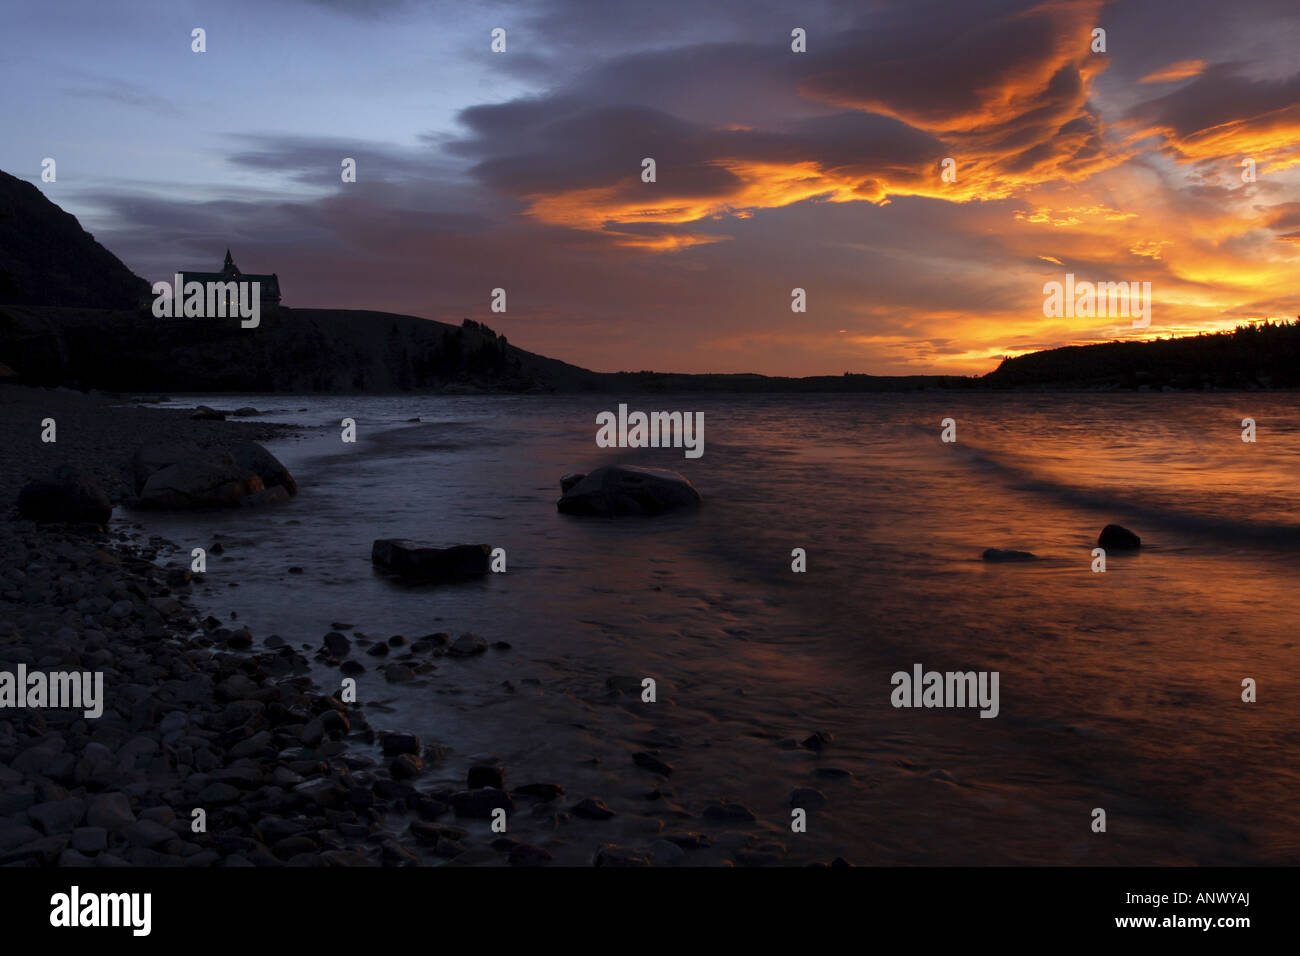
[2,0,1297,376]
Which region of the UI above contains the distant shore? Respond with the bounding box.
[4,302,1297,395]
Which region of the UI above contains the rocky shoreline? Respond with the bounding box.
[3,387,854,868]
[0,387,541,867]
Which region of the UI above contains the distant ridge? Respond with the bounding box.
[982,321,1300,391]
[0,167,1294,393]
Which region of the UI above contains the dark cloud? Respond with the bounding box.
[227,134,465,188]
[37,0,1298,375]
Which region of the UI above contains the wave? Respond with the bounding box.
[956,441,1300,550]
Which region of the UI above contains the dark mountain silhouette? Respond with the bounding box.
[0,169,150,309]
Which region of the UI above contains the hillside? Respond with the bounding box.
[0,169,150,309]
[0,305,605,393]
[982,321,1300,390]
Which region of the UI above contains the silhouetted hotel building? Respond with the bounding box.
[179,249,282,307]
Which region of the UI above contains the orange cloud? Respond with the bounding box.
[508,2,1137,248]
[1139,60,1206,84]
[1123,66,1300,174]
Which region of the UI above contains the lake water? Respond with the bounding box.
[128,392,1300,865]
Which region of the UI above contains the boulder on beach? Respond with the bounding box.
[16,467,112,525]
[1098,524,1141,550]
[556,464,701,517]
[137,455,264,510]
[131,440,296,509]
[371,539,491,582]
[132,442,193,494]
[226,441,297,495]
[982,548,1037,562]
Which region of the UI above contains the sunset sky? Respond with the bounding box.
[2,0,1297,375]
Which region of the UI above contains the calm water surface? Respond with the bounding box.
[128,392,1300,865]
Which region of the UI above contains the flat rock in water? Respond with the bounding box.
[557,464,701,517]
[982,548,1037,562]
[371,539,491,582]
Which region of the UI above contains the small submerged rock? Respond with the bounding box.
[813,766,853,780]
[512,782,565,801]
[790,787,827,809]
[451,788,514,819]
[593,844,649,867]
[982,548,1037,562]
[508,843,553,866]
[702,800,757,823]
[383,663,415,683]
[800,731,833,752]
[572,797,616,820]
[557,465,702,517]
[1098,524,1141,550]
[468,765,505,790]
[371,539,491,582]
[448,633,487,657]
[380,732,421,757]
[322,632,351,657]
[390,754,424,779]
[632,751,673,777]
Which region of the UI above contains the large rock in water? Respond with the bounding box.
[556,465,702,517]
[1097,524,1141,550]
[372,540,491,582]
[132,440,296,506]
[137,455,264,510]
[16,467,112,524]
